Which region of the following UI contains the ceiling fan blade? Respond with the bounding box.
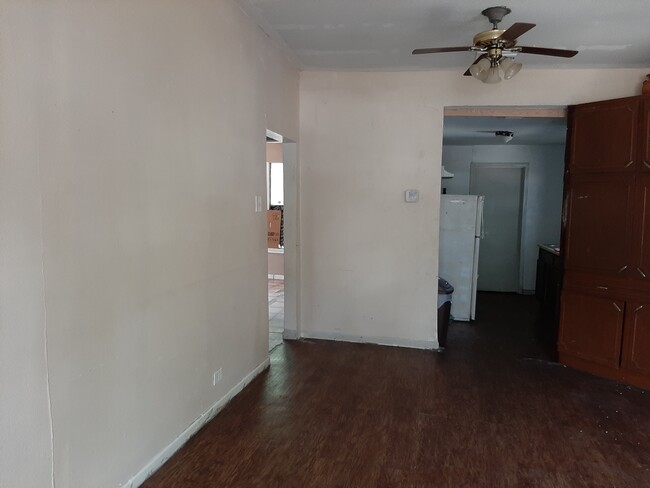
[463,54,488,76]
[500,22,536,42]
[518,46,578,58]
[412,46,472,55]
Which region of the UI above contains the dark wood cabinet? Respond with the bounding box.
[622,301,650,376]
[640,100,650,171]
[535,246,563,358]
[564,173,635,276]
[633,173,650,280]
[559,95,650,390]
[558,289,625,369]
[568,97,639,172]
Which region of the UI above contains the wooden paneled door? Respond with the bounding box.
[633,173,650,282]
[622,301,650,377]
[558,289,625,369]
[640,98,650,171]
[563,173,635,276]
[568,97,640,173]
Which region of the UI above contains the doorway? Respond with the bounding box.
[266,132,284,351]
[265,130,300,351]
[470,163,527,292]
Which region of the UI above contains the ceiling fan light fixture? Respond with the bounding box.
[500,58,523,79]
[495,130,514,143]
[469,57,491,80]
[483,66,502,84]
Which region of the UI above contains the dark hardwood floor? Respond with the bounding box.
[142,293,650,487]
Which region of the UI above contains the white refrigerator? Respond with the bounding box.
[439,194,484,321]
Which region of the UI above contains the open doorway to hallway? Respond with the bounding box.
[266,131,284,351]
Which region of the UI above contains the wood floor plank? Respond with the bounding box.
[142,293,650,487]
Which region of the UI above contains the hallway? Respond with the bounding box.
[143,293,650,487]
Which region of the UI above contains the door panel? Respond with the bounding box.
[558,289,625,368]
[640,99,650,171]
[569,98,639,172]
[564,173,634,275]
[471,165,524,292]
[633,173,650,281]
[622,302,650,375]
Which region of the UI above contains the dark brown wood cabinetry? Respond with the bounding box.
[535,246,563,357]
[559,95,650,389]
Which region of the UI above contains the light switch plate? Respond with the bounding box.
[405,189,419,203]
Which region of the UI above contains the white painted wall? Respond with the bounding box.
[299,69,648,347]
[443,144,566,291]
[0,1,298,487]
[0,5,53,486]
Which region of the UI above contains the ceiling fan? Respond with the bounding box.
[476,130,515,142]
[412,6,578,83]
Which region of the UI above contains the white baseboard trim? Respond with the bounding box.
[125,357,271,488]
[300,330,436,350]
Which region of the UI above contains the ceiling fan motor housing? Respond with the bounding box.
[473,29,515,49]
[481,6,512,27]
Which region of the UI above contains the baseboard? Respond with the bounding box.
[125,357,271,488]
[300,330,436,350]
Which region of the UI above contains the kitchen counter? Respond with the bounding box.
[538,244,560,256]
[535,244,563,359]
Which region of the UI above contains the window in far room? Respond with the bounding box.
[268,162,284,206]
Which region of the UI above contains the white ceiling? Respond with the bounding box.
[444,116,567,146]
[237,0,650,71]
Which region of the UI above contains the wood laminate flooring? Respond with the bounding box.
[143,292,650,487]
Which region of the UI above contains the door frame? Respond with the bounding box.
[469,162,529,293]
[281,140,301,339]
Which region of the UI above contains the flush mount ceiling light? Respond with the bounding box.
[495,130,514,143]
[412,6,578,83]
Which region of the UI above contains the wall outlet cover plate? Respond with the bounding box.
[405,189,419,203]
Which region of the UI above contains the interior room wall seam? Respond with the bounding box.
[37,146,56,488]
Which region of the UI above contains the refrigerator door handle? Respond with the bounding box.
[476,196,485,238]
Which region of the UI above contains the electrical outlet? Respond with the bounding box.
[212,368,222,386]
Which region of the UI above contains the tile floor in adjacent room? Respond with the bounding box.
[268,279,284,351]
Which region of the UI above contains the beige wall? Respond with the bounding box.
[0,4,53,486]
[268,251,285,276]
[299,69,648,347]
[266,142,284,162]
[0,1,298,487]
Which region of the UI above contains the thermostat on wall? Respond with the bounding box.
[405,189,419,203]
